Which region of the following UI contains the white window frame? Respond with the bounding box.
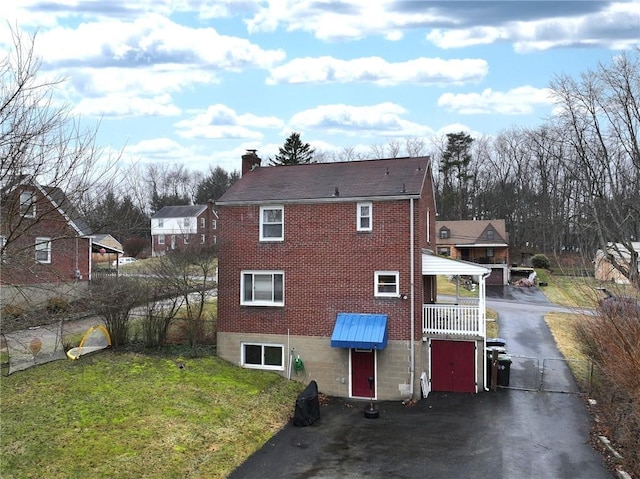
[183,217,190,227]
[241,270,284,306]
[20,191,36,218]
[260,206,284,241]
[200,217,205,228]
[212,219,217,230]
[241,343,285,371]
[158,218,164,228]
[200,234,205,244]
[374,271,399,297]
[357,202,372,232]
[158,234,165,245]
[183,234,190,245]
[35,237,51,264]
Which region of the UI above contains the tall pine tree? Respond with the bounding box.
[439,132,474,220]
[270,132,315,165]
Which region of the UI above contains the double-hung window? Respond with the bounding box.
[35,237,51,264]
[260,206,283,241]
[241,271,284,306]
[158,234,165,245]
[242,343,284,370]
[357,202,372,231]
[375,271,399,297]
[20,191,36,218]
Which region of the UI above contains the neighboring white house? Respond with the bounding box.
[594,242,640,284]
[150,204,218,257]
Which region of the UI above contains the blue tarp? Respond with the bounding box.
[330,313,388,349]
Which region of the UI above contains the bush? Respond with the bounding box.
[46,296,71,314]
[575,306,640,477]
[531,254,551,269]
[2,304,26,319]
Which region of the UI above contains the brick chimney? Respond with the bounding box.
[241,149,261,175]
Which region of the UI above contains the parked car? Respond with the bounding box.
[112,257,137,266]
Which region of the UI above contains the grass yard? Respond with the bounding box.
[1,350,303,479]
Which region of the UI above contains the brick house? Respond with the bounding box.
[216,152,491,401]
[0,178,94,307]
[436,219,509,285]
[150,204,218,257]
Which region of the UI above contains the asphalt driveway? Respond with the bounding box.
[229,287,613,479]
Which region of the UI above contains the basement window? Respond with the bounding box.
[242,343,284,370]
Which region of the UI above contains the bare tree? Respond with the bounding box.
[549,49,640,287]
[0,28,120,309]
[148,245,217,353]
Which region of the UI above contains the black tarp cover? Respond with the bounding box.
[293,380,321,427]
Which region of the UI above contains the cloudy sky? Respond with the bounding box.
[3,0,638,173]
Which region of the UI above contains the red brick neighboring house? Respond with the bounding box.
[150,204,218,257]
[0,178,94,307]
[216,152,491,400]
[436,219,510,285]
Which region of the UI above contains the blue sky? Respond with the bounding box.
[3,1,639,173]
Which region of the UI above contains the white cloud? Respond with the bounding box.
[35,14,285,69]
[75,93,181,117]
[437,86,554,115]
[428,2,640,52]
[289,103,433,138]
[267,56,488,86]
[175,104,284,140]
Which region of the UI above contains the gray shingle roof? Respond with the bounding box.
[217,157,431,205]
[152,205,208,219]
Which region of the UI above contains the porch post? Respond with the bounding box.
[478,274,486,337]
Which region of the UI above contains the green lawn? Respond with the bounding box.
[1,351,303,479]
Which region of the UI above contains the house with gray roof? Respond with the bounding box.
[215,151,493,401]
[150,204,218,256]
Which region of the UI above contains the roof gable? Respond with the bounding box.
[152,205,208,219]
[2,177,92,236]
[217,156,431,205]
[436,219,508,246]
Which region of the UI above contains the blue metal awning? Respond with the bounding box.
[330,313,388,350]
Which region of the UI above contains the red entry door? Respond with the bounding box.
[351,350,375,398]
[431,340,476,393]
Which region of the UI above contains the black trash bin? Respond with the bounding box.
[486,346,506,385]
[486,338,506,348]
[497,354,512,387]
[293,380,320,427]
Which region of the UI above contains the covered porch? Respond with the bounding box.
[421,253,491,338]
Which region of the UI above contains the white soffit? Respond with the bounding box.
[422,254,491,276]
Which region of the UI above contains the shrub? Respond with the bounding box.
[46,296,71,314]
[575,307,640,476]
[2,304,26,319]
[531,254,551,269]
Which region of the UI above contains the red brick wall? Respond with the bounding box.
[218,177,435,342]
[0,187,90,285]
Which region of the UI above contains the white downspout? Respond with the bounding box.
[408,198,415,400]
[480,272,490,391]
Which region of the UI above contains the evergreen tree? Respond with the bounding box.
[439,132,475,220]
[270,132,315,166]
[194,166,234,203]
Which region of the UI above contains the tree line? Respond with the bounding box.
[2,30,637,285]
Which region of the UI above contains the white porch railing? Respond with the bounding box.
[422,304,485,337]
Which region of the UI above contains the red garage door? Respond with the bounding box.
[431,340,476,393]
